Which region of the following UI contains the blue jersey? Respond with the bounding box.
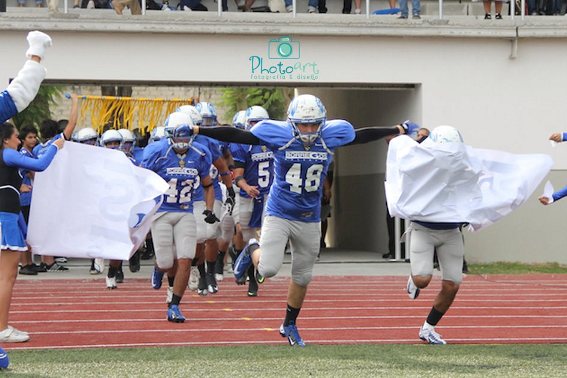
[191,135,223,202]
[230,143,274,198]
[250,120,355,222]
[19,148,35,207]
[0,90,17,124]
[142,140,212,213]
[132,146,145,166]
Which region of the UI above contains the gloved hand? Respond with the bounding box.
[401,120,420,139]
[203,209,220,224]
[26,31,52,59]
[225,186,236,216]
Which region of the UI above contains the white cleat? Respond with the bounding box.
[166,286,174,304]
[94,258,105,274]
[0,326,30,343]
[106,276,117,289]
[419,325,447,345]
[406,276,420,299]
[188,266,199,291]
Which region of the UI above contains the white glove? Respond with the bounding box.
[25,31,52,59]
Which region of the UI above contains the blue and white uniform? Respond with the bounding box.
[142,139,212,268]
[231,143,274,241]
[249,119,354,286]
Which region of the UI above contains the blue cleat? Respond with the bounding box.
[167,304,186,323]
[279,321,306,347]
[151,265,164,290]
[233,239,258,283]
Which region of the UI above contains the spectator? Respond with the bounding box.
[285,0,318,13]
[178,0,207,11]
[17,125,41,276]
[112,0,142,14]
[398,0,420,18]
[483,0,504,19]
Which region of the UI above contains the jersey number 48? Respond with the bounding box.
[285,163,323,194]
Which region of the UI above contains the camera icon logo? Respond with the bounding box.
[268,36,300,60]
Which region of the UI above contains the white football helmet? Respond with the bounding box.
[195,102,217,127]
[244,105,269,130]
[118,129,135,153]
[164,112,194,151]
[287,94,326,147]
[177,105,203,126]
[149,127,166,143]
[429,125,464,144]
[74,127,98,145]
[100,129,123,149]
[232,110,246,129]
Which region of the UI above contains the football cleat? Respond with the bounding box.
[167,305,186,323]
[419,325,447,345]
[406,276,420,300]
[279,322,305,347]
[188,266,199,291]
[106,276,117,289]
[206,272,219,294]
[166,286,174,304]
[233,239,258,283]
[151,265,164,290]
[197,276,208,296]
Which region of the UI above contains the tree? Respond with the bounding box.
[12,84,63,129]
[220,87,292,122]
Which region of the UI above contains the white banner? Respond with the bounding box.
[385,135,553,231]
[28,142,168,260]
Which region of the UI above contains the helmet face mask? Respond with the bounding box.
[287,95,326,148]
[171,125,193,153]
[232,110,246,129]
[118,129,136,153]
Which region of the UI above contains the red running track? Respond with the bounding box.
[6,274,567,350]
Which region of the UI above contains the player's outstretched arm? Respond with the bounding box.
[347,120,420,146]
[195,126,261,145]
[1,31,52,123]
[62,93,79,141]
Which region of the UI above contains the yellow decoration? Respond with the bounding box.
[77,95,197,135]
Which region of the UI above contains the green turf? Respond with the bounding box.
[4,344,567,377]
[468,262,567,275]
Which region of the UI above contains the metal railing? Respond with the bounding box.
[43,0,525,19]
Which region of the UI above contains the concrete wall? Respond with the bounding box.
[2,16,567,262]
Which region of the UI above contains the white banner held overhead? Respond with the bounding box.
[385,135,553,231]
[28,142,168,260]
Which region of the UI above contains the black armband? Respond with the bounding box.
[198,126,261,145]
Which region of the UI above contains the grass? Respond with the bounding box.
[3,344,567,377]
[467,262,567,275]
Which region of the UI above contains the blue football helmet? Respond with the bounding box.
[244,106,269,130]
[196,102,217,127]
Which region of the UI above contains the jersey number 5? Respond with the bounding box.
[285,163,323,194]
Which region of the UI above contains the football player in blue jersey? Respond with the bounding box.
[177,105,234,296]
[194,94,419,347]
[142,114,216,323]
[230,105,274,297]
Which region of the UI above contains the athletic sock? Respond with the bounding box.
[217,251,226,260]
[425,306,445,327]
[167,275,175,287]
[197,263,206,276]
[206,260,216,275]
[169,294,181,308]
[107,265,118,278]
[284,304,301,326]
[191,259,198,267]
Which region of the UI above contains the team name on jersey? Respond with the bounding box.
[284,151,328,161]
[166,167,199,175]
[251,151,274,161]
